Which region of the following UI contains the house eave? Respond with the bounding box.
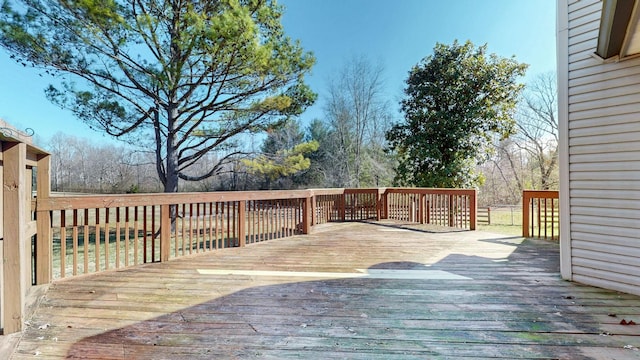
[596,0,639,59]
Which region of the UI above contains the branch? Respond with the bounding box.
[178,151,245,181]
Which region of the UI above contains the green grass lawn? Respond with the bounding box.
[478,206,559,240]
[478,206,523,236]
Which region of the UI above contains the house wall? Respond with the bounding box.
[559,0,640,296]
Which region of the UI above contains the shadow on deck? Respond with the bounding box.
[11,221,640,359]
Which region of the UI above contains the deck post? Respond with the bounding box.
[339,192,346,221]
[160,204,170,262]
[35,154,52,284]
[380,189,389,220]
[469,190,477,231]
[522,191,531,237]
[3,142,27,334]
[302,194,312,234]
[238,201,246,247]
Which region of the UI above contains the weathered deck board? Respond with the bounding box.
[11,221,640,359]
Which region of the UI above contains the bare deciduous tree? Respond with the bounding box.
[516,72,559,190]
[479,72,559,205]
[323,56,394,187]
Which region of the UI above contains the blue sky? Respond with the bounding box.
[0,0,556,146]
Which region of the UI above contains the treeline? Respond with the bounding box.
[45,61,558,206]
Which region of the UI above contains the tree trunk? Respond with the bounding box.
[164,105,179,193]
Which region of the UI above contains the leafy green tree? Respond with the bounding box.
[0,0,315,192]
[386,40,527,188]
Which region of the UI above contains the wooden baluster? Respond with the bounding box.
[133,207,139,265]
[125,207,130,266]
[143,206,148,263]
[238,201,246,247]
[95,208,101,272]
[105,208,110,270]
[115,207,121,268]
[60,210,66,278]
[84,209,89,273]
[72,209,78,276]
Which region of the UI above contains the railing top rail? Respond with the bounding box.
[38,189,315,211]
[308,188,346,196]
[384,188,476,196]
[523,190,560,199]
[344,188,382,194]
[37,187,479,212]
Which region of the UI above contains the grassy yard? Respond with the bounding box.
[478,206,523,236]
[478,206,559,240]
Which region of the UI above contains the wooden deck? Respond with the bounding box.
[10,221,640,359]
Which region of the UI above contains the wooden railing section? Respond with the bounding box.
[36,190,314,280]
[36,188,476,283]
[311,189,344,224]
[384,188,477,229]
[522,190,560,240]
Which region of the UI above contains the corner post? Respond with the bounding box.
[35,154,52,284]
[3,142,27,334]
[522,191,531,237]
[380,189,389,220]
[469,190,477,231]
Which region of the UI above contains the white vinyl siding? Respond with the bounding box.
[564,0,640,296]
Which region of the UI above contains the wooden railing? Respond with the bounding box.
[344,189,380,221]
[34,187,477,282]
[522,190,560,240]
[383,188,477,229]
[36,190,313,281]
[311,189,345,224]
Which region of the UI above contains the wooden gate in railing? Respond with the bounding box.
[0,121,51,335]
[522,190,560,240]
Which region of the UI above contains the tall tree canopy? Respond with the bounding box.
[0,0,315,192]
[386,40,527,188]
